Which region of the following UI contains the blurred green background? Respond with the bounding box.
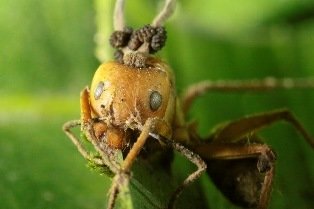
[1,0,314,208]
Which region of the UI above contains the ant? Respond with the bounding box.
[63,0,314,208]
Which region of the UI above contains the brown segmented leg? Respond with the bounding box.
[191,109,314,209]
[65,88,124,209]
[62,88,95,162]
[106,172,131,209]
[63,119,121,173]
[106,118,155,209]
[182,78,314,114]
[107,118,206,209]
[193,143,276,209]
[121,118,154,171]
[107,184,119,209]
[208,109,314,148]
[149,133,207,209]
[62,120,104,166]
[168,141,207,209]
[63,87,111,167]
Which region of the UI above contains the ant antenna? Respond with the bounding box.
[113,0,125,31]
[152,0,176,27]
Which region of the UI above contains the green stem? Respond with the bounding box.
[94,0,114,62]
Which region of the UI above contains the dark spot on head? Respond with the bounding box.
[149,91,162,111]
[100,104,105,108]
[94,81,104,100]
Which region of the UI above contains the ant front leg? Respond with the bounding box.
[106,118,157,209]
[106,117,175,209]
[165,138,207,209]
[149,132,207,209]
[63,120,104,166]
[108,117,207,209]
[61,89,94,162]
[63,88,120,172]
[63,88,106,166]
[81,88,123,176]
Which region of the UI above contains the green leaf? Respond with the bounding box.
[1,0,314,209]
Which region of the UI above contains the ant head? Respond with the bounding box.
[90,58,176,130]
[109,0,176,68]
[89,0,177,136]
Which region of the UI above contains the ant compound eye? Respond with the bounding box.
[149,91,162,111]
[94,81,104,100]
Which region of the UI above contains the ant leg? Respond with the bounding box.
[182,78,314,113]
[192,109,314,208]
[150,133,207,209]
[106,171,130,209]
[194,142,276,209]
[168,141,207,209]
[122,118,155,171]
[107,182,119,209]
[63,119,121,174]
[106,118,155,209]
[80,87,121,172]
[65,87,122,173]
[208,108,314,148]
[62,120,104,166]
[83,121,121,173]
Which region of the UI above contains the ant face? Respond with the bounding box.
[90,58,176,129]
